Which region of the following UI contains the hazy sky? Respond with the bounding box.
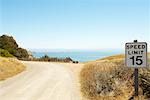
[0,0,149,50]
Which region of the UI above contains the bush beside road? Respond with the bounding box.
[80,53,150,100]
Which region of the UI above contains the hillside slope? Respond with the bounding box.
[0,35,29,59]
[80,53,150,100]
[0,57,26,80]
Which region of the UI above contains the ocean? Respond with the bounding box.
[32,51,123,62]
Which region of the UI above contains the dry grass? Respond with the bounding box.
[0,57,26,80]
[99,53,150,61]
[80,53,150,100]
[100,54,125,61]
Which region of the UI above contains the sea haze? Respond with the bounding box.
[31,50,123,62]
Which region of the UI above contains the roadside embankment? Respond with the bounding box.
[0,57,26,80]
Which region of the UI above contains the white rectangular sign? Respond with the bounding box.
[125,42,147,67]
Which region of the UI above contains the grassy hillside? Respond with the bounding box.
[0,57,26,80]
[80,53,150,100]
[99,53,150,60]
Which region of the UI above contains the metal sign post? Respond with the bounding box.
[134,40,139,97]
[134,68,138,96]
[125,40,147,97]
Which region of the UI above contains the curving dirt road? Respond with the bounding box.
[0,61,83,100]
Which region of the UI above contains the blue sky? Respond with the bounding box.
[0,0,149,51]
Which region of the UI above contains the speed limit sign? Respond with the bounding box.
[125,41,147,67]
[125,40,148,97]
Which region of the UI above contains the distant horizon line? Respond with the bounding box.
[28,48,124,52]
[28,48,150,53]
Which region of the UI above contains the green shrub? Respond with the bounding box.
[0,49,14,57]
[0,35,29,59]
[32,55,73,62]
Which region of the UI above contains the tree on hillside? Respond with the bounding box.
[0,35,29,59]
